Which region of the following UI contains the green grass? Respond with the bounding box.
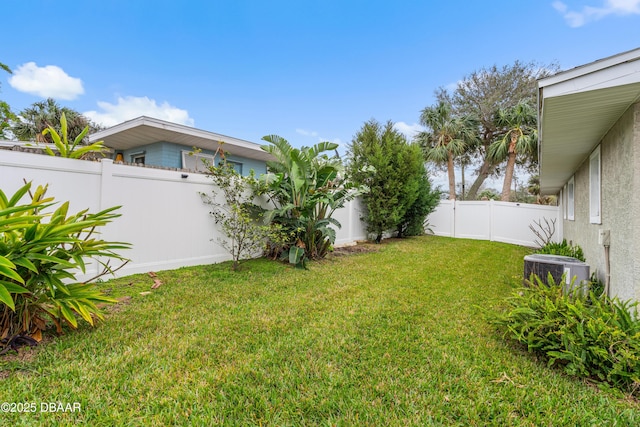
[1,236,638,426]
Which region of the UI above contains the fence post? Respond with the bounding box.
[99,158,115,212]
[489,199,494,242]
[451,199,456,238]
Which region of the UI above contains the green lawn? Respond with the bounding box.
[1,236,638,426]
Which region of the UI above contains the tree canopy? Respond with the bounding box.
[0,61,17,139]
[434,60,558,199]
[416,101,478,200]
[12,98,103,144]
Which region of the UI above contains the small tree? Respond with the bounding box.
[202,159,285,271]
[348,120,435,242]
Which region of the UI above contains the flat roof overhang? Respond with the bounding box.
[89,116,273,162]
[538,48,640,195]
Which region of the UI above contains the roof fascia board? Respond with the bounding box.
[539,47,640,89]
[89,116,264,152]
[541,60,640,99]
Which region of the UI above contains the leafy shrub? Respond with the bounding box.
[396,169,440,237]
[493,274,640,395]
[201,158,290,271]
[0,182,129,344]
[536,239,585,262]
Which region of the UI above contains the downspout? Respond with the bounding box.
[537,86,543,184]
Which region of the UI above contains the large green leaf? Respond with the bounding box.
[0,285,15,310]
[0,257,25,284]
[0,280,29,294]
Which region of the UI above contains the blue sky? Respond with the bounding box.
[2,0,640,187]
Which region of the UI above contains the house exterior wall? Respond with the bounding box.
[116,141,267,175]
[561,102,640,301]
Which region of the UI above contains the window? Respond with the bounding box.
[561,187,566,220]
[567,176,575,221]
[131,152,145,164]
[182,151,216,172]
[589,145,601,224]
[181,151,243,174]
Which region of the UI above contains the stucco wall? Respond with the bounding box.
[562,102,640,301]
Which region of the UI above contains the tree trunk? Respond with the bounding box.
[500,136,518,201]
[447,151,456,200]
[501,152,517,201]
[466,157,494,200]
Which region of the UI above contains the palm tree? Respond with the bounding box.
[12,98,101,143]
[488,100,537,201]
[417,101,478,200]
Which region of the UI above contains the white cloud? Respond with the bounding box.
[8,62,84,100]
[84,96,194,128]
[296,128,319,137]
[553,0,640,27]
[394,121,424,140]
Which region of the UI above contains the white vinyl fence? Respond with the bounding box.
[427,199,561,247]
[0,151,367,280]
[1,151,560,280]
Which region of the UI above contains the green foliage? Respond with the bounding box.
[416,102,479,200]
[478,188,500,200]
[0,62,16,139]
[39,112,108,159]
[536,239,585,262]
[589,272,605,298]
[0,182,130,342]
[256,135,364,266]
[201,158,289,271]
[13,98,104,145]
[0,100,17,139]
[488,100,538,201]
[492,274,640,395]
[435,61,558,199]
[348,120,435,242]
[397,167,440,237]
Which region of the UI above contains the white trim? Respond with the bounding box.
[89,116,264,153]
[539,47,640,89]
[567,176,575,221]
[589,146,602,224]
[181,150,216,172]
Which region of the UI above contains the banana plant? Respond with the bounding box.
[256,135,365,266]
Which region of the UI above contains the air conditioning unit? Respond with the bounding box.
[523,254,590,294]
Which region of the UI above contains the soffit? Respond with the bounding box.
[538,50,640,194]
[89,117,272,161]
